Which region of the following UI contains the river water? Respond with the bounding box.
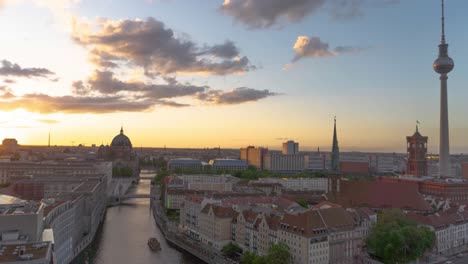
[90,178,203,264]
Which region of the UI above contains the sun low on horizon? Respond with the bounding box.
[0,0,467,153]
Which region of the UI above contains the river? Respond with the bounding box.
[89,178,204,264]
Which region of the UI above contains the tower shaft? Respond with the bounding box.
[439,74,450,176]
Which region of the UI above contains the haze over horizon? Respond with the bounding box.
[0,0,467,154]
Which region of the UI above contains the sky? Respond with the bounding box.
[0,0,467,153]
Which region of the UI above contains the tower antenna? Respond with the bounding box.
[441,0,445,44]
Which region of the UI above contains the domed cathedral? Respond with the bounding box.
[98,127,139,177]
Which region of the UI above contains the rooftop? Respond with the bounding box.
[280,207,357,237]
[201,204,237,218]
[0,195,25,206]
[73,179,101,193]
[0,201,42,215]
[325,180,431,212]
[0,242,51,263]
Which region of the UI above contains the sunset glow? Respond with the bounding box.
[0,0,467,153]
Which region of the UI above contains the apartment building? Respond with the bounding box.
[199,204,238,250]
[408,210,468,255]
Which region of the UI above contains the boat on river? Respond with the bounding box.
[148,237,161,251]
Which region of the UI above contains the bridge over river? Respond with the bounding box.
[108,173,157,204]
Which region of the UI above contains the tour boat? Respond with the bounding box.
[148,237,161,251]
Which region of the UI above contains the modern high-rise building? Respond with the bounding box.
[263,152,308,173]
[406,125,428,177]
[240,146,268,169]
[433,0,454,177]
[282,140,299,155]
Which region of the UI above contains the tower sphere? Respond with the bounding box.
[433,54,454,74]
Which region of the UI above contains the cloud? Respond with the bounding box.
[333,46,368,54]
[0,71,278,114]
[220,0,398,29]
[292,36,333,62]
[0,59,55,79]
[200,87,278,105]
[291,36,367,62]
[3,79,16,84]
[72,17,254,76]
[200,40,239,59]
[76,70,207,99]
[0,93,155,114]
[0,86,15,99]
[37,119,60,124]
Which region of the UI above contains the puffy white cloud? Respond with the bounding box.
[72,17,255,76]
[291,36,368,62]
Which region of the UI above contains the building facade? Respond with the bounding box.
[240,146,268,170]
[209,159,248,171]
[264,152,308,174]
[168,158,203,171]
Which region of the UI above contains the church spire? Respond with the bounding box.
[120,126,124,134]
[331,117,340,172]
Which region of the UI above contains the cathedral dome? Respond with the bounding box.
[111,127,132,148]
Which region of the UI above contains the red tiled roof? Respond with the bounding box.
[185,195,204,203]
[242,210,259,223]
[281,191,324,204]
[201,204,237,218]
[326,180,431,212]
[407,212,464,230]
[280,207,357,237]
[354,207,377,219]
[312,201,342,210]
[265,214,281,230]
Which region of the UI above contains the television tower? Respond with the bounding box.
[433,0,454,177]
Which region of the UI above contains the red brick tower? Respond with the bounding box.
[406,124,428,177]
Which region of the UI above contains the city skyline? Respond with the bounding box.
[0,0,468,153]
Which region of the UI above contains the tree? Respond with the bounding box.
[240,242,291,264]
[296,199,308,208]
[265,242,292,264]
[222,242,243,259]
[366,209,435,264]
[240,251,259,264]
